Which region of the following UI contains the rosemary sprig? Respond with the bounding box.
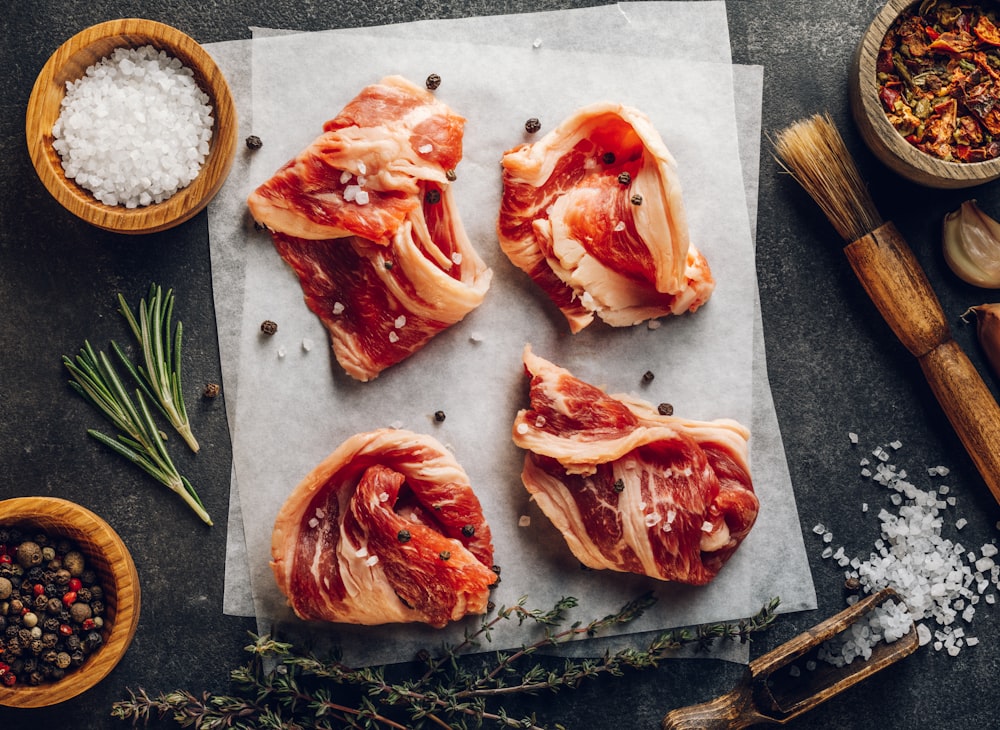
[63,341,212,526]
[111,595,780,729]
[117,284,199,453]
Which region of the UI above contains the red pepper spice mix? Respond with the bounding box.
[879,1,1000,162]
[0,525,107,688]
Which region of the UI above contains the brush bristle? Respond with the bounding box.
[773,112,883,242]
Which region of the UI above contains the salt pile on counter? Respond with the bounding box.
[812,437,999,663]
[52,45,213,207]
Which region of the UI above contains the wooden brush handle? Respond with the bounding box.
[661,680,769,730]
[844,222,1000,504]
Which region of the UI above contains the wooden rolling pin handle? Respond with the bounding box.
[844,222,1000,505]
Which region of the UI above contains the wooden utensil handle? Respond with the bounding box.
[661,682,770,730]
[844,222,1000,505]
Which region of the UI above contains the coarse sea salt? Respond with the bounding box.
[52,45,214,208]
[809,436,1000,667]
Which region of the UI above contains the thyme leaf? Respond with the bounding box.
[117,284,199,453]
[111,595,780,729]
[63,340,211,526]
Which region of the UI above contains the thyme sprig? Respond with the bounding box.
[117,284,199,453]
[63,341,212,526]
[111,595,780,729]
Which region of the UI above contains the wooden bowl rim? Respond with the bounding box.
[0,497,141,707]
[851,0,1000,188]
[24,18,238,234]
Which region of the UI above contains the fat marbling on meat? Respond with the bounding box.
[511,346,757,585]
[248,75,491,381]
[498,103,714,333]
[271,429,497,628]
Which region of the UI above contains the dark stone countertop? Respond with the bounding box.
[2,2,999,728]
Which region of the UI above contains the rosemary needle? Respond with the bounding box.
[117,284,199,453]
[63,340,212,526]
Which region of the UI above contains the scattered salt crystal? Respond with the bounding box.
[967,636,980,646]
[315,508,325,519]
[849,432,859,444]
[788,665,801,678]
[340,170,353,184]
[356,190,370,205]
[355,546,369,558]
[516,423,530,435]
[862,503,869,513]
[277,346,286,359]
[812,523,826,534]
[364,555,379,567]
[821,546,834,559]
[647,320,661,330]
[982,544,998,558]
[613,221,626,232]
[644,512,662,527]
[889,440,903,449]
[701,521,714,533]
[308,517,319,528]
[394,315,407,329]
[451,252,463,265]
[378,492,389,503]
[532,37,543,48]
[332,301,345,315]
[518,515,531,527]
[357,161,367,175]
[344,185,360,202]
[469,332,484,343]
[388,331,400,344]
[917,623,932,646]
[301,338,313,352]
[418,143,433,154]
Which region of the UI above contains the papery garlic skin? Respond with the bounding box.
[966,303,1000,382]
[943,200,1000,288]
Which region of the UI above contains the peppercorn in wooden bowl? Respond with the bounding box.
[0,497,140,707]
[850,0,1000,188]
[25,18,238,234]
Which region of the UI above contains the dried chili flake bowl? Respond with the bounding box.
[0,497,140,708]
[850,0,1000,188]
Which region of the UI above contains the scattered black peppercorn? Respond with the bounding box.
[602,151,616,164]
[425,189,441,205]
[425,73,442,90]
[439,550,451,561]
[844,576,861,592]
[434,410,446,423]
[397,529,412,543]
[657,403,674,416]
[631,193,643,205]
[203,383,221,399]
[617,171,632,185]
[642,370,655,383]
[384,261,394,270]
[461,524,475,537]
[613,478,625,493]
[445,169,457,182]
[260,320,278,336]
[245,135,263,150]
[524,117,542,134]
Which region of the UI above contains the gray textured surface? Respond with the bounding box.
[1,1,999,728]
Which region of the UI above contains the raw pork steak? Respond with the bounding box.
[498,103,713,333]
[248,76,491,381]
[271,429,497,627]
[511,346,757,585]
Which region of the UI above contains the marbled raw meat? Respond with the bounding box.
[271,429,497,628]
[248,76,491,381]
[498,103,713,333]
[511,346,757,585]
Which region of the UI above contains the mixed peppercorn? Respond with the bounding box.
[0,526,107,688]
[879,1,1000,162]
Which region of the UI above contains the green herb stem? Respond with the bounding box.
[117,284,199,453]
[63,341,212,526]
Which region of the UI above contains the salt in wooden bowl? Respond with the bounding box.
[0,497,140,708]
[850,0,1000,188]
[25,18,238,234]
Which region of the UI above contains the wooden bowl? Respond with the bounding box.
[850,0,1000,188]
[25,18,238,234]
[0,497,140,708]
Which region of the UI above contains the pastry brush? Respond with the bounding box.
[772,112,1000,506]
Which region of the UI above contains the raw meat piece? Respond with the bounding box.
[271,429,497,628]
[248,76,491,381]
[511,346,757,585]
[498,103,714,333]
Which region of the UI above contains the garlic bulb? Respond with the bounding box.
[942,200,1000,288]
[964,303,1000,381]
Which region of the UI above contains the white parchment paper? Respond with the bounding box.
[205,2,817,668]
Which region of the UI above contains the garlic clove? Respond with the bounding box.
[942,200,1000,288]
[964,303,1000,381]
